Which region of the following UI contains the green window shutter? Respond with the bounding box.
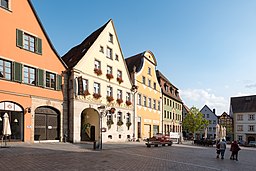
[36,37,42,55]
[56,74,62,91]
[77,76,83,95]
[37,69,44,87]
[13,62,22,82]
[16,29,23,48]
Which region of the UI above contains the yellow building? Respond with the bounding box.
[126,51,162,140]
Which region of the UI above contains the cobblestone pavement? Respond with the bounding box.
[0,142,256,171]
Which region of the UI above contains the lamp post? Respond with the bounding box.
[97,105,106,150]
[131,85,138,141]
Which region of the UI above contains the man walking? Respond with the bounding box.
[218,139,227,159]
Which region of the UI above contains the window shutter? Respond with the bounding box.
[13,62,22,82]
[56,74,62,91]
[36,37,42,55]
[77,76,83,95]
[37,69,44,87]
[16,29,23,48]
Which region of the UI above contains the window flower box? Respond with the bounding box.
[117,77,123,84]
[107,96,114,103]
[110,108,116,114]
[84,90,90,96]
[94,68,102,76]
[93,93,101,99]
[117,120,123,126]
[116,98,123,105]
[126,100,132,106]
[106,73,114,80]
[107,119,114,129]
[126,121,132,130]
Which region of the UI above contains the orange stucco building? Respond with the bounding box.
[0,0,66,143]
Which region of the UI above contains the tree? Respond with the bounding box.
[182,107,209,140]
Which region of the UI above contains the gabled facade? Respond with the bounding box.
[0,0,66,143]
[230,95,256,144]
[218,112,233,141]
[62,19,134,143]
[126,51,162,140]
[156,70,183,136]
[200,105,218,139]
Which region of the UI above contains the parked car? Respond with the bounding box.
[248,141,256,147]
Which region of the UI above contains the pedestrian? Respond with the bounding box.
[218,139,227,159]
[230,140,241,161]
[216,140,221,158]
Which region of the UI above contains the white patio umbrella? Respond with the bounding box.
[204,127,207,139]
[2,113,11,147]
[215,124,220,140]
[223,127,226,140]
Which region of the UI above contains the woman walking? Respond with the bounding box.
[230,141,241,161]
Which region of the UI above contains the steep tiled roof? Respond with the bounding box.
[62,20,111,68]
[231,95,256,113]
[125,52,144,74]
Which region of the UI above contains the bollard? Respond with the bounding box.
[93,141,97,150]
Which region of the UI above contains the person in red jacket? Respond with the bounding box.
[230,140,241,161]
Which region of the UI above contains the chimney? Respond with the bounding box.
[213,109,216,114]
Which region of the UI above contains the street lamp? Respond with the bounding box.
[97,105,106,150]
[131,85,138,141]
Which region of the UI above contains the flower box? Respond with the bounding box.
[116,98,123,105]
[126,100,132,106]
[126,121,132,129]
[117,77,123,84]
[93,93,102,99]
[106,73,114,80]
[117,120,123,126]
[94,68,102,76]
[110,108,116,114]
[84,90,90,96]
[107,96,114,103]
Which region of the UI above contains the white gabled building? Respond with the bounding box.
[62,19,135,144]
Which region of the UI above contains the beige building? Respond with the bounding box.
[126,51,162,140]
[62,20,134,143]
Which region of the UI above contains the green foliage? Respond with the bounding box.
[183,106,209,136]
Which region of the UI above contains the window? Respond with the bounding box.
[107,86,113,97]
[142,76,145,84]
[94,60,101,69]
[213,120,216,124]
[148,79,151,87]
[109,33,113,43]
[0,59,11,80]
[148,67,151,75]
[46,72,56,89]
[238,135,243,141]
[164,110,166,118]
[117,70,122,78]
[207,114,209,118]
[23,66,36,85]
[249,114,255,120]
[100,46,104,53]
[209,120,212,124]
[94,82,100,94]
[107,65,112,74]
[16,29,42,54]
[237,125,243,131]
[248,125,254,132]
[153,82,156,90]
[237,114,243,121]
[106,47,112,59]
[126,113,131,123]
[138,94,141,105]
[164,84,168,92]
[158,101,161,110]
[143,96,147,107]
[117,89,122,99]
[117,112,122,122]
[148,98,152,108]
[82,79,88,91]
[107,110,113,122]
[126,92,131,102]
[153,100,156,109]
[115,54,119,61]
[1,0,8,9]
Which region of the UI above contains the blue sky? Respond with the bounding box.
[31,0,256,115]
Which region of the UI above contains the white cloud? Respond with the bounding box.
[180,88,229,115]
[245,83,256,89]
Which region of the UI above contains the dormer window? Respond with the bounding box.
[109,33,113,43]
[100,46,104,53]
[164,84,168,92]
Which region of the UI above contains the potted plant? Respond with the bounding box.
[107,96,114,103]
[106,73,114,81]
[117,77,123,84]
[107,119,114,129]
[84,90,90,96]
[117,120,123,126]
[126,121,132,130]
[116,98,123,105]
[94,68,102,76]
[126,100,132,106]
[93,93,102,99]
[110,108,116,114]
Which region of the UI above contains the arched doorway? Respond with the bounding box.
[0,101,24,141]
[34,106,60,141]
[81,108,99,142]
